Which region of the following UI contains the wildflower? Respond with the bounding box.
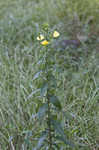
[53,31,60,38]
[41,40,49,46]
[37,34,44,41]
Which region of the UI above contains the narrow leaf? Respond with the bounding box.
[55,135,74,147]
[50,96,61,110]
[40,83,48,97]
[34,136,46,150]
[33,71,42,80]
[51,120,64,135]
[27,89,40,100]
[37,103,48,118]
[33,132,47,150]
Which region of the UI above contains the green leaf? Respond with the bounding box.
[49,74,57,88]
[55,135,74,148]
[34,136,46,150]
[37,103,48,118]
[22,130,32,137]
[33,71,42,80]
[27,89,40,100]
[62,111,74,121]
[34,131,47,150]
[52,120,74,147]
[50,96,61,110]
[51,120,64,136]
[37,58,43,65]
[40,83,48,97]
[53,143,60,149]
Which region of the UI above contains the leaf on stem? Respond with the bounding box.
[40,83,48,97]
[50,96,61,110]
[51,120,74,147]
[37,103,48,118]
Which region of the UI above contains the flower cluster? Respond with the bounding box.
[37,31,60,46]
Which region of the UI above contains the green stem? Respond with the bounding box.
[47,94,52,150]
[45,47,53,149]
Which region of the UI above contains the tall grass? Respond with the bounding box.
[0,0,99,149]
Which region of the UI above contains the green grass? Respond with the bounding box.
[0,0,99,149]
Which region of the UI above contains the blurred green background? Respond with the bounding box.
[0,0,99,149]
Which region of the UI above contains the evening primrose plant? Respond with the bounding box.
[33,25,74,149]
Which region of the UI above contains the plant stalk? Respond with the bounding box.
[47,94,52,150]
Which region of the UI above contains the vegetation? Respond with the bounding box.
[0,0,99,149]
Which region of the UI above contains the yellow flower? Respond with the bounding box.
[37,34,44,41]
[53,31,60,38]
[41,40,49,46]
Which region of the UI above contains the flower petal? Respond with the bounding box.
[53,31,60,38]
[41,40,49,46]
[37,34,44,41]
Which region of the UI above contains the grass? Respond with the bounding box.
[0,0,99,149]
